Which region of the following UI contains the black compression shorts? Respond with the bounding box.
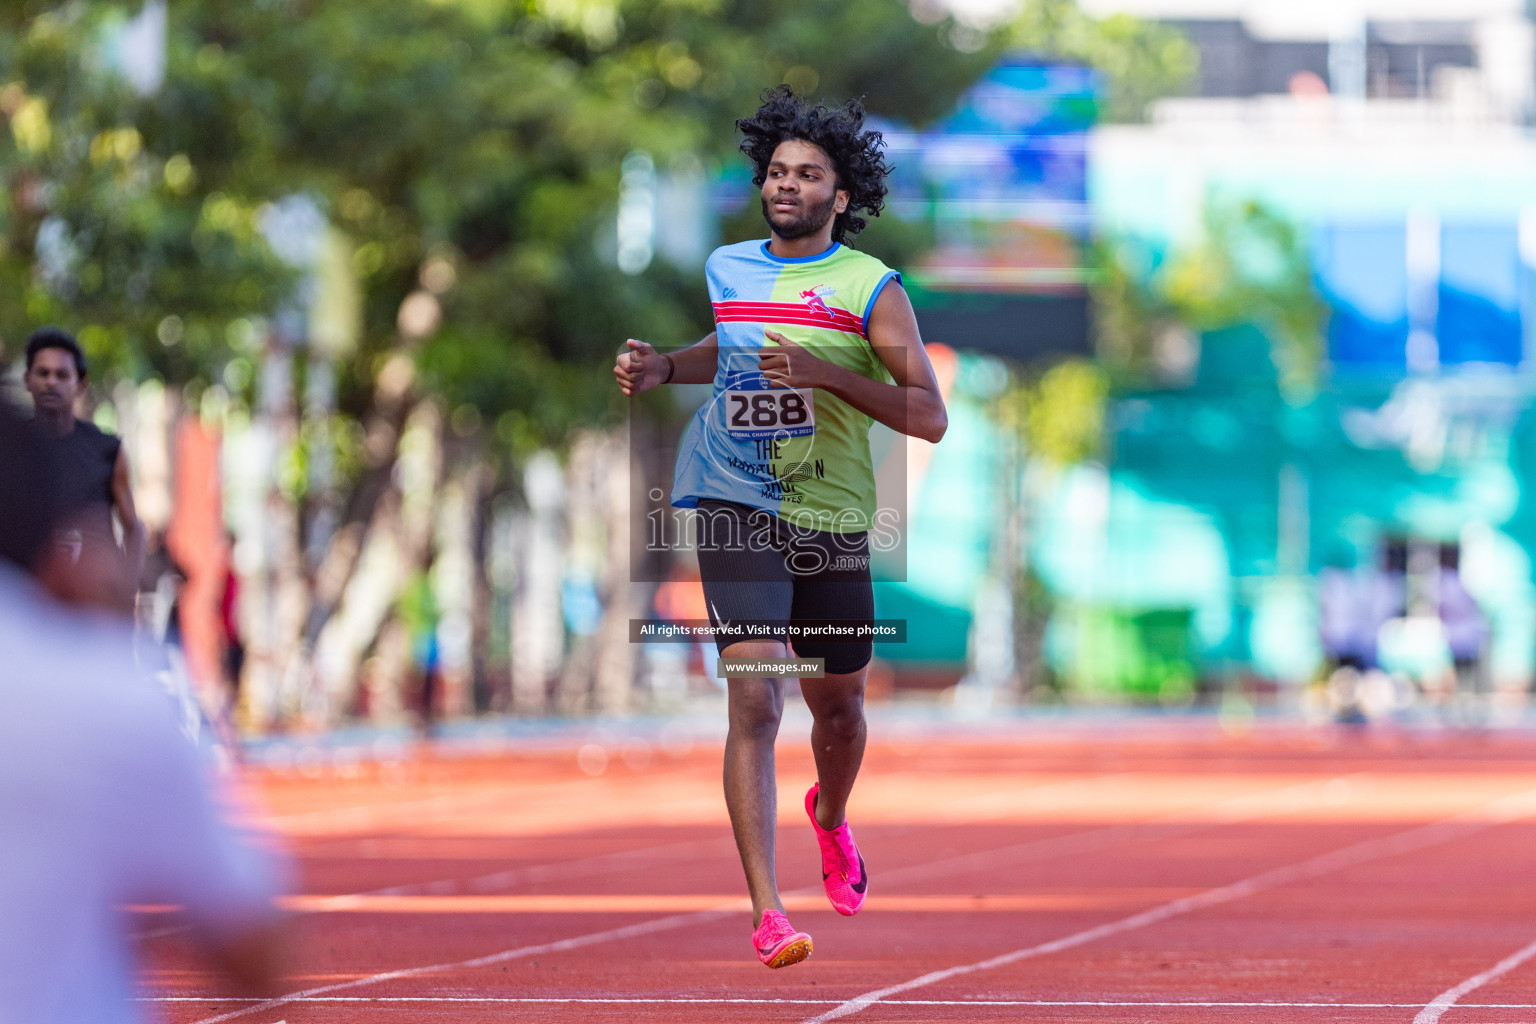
[693,499,874,675]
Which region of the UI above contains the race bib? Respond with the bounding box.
[722,388,816,439]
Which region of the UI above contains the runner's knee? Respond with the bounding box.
[728,677,784,738]
[807,684,865,741]
[721,639,790,662]
[730,701,782,741]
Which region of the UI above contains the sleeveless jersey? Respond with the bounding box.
[50,420,120,546]
[671,240,900,533]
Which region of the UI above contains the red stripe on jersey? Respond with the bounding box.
[714,313,866,336]
[713,301,862,324]
[712,301,865,337]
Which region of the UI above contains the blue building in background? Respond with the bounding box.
[1083,45,1536,697]
[693,27,1536,703]
[881,29,1536,700]
[880,57,1100,362]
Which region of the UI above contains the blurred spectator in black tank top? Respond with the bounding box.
[21,327,142,610]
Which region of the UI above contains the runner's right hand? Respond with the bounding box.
[614,339,667,396]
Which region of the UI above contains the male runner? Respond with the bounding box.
[614,87,947,968]
[22,327,142,608]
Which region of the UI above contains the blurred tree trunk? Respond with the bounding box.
[555,433,603,714]
[592,430,645,714]
[511,452,566,714]
[551,429,650,714]
[304,350,421,652]
[243,339,309,731]
[468,462,499,714]
[431,459,485,721]
[310,400,444,725]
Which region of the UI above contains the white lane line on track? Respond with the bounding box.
[230,768,1108,910]
[272,769,1163,896]
[1414,936,1536,1024]
[147,771,1105,944]
[144,998,1536,1008]
[180,774,1360,1024]
[188,905,747,1024]
[315,834,739,903]
[870,772,1371,891]
[265,775,611,833]
[159,773,1282,935]
[137,835,738,941]
[801,786,1536,1024]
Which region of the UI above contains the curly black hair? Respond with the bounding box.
[736,86,891,245]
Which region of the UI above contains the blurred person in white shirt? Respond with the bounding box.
[0,405,290,1023]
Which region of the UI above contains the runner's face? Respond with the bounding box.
[760,139,849,242]
[23,348,83,415]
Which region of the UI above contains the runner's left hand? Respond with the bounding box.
[759,331,827,389]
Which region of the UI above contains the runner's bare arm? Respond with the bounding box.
[758,284,947,443]
[614,332,719,396]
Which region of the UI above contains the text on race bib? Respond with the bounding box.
[722,388,816,439]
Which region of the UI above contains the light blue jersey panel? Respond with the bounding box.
[672,241,789,513]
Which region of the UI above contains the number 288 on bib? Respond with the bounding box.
[722,388,816,439]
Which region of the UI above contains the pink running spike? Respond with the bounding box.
[805,782,868,916]
[752,909,812,968]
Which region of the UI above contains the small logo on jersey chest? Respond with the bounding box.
[800,285,838,319]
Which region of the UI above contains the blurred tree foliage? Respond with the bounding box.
[0,0,1199,481]
[0,7,296,385]
[1024,358,1108,465]
[1160,199,1326,393]
[0,0,996,458]
[992,355,1108,467]
[978,0,1196,468]
[1094,199,1327,396]
[1008,0,1197,122]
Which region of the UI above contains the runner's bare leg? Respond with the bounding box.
[801,666,868,829]
[722,639,789,927]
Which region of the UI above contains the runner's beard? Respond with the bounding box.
[762,192,838,241]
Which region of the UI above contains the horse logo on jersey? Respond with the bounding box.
[800,285,838,320]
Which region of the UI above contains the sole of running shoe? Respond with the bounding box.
[763,937,813,969]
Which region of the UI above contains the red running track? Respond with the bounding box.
[137,720,1536,1023]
